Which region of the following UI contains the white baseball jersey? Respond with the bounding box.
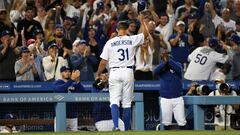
[100,33,144,68]
[184,46,229,80]
[100,33,144,108]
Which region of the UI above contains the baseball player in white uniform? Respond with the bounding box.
[96,15,148,131]
[184,38,229,80]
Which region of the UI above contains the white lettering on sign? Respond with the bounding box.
[2,97,53,102]
[75,96,109,101]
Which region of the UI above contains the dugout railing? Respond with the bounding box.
[159,96,240,130]
[0,93,144,132]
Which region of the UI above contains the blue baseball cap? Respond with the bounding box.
[20,47,30,53]
[63,16,72,21]
[1,30,11,38]
[33,28,44,36]
[78,40,88,46]
[97,2,104,9]
[209,38,219,48]
[117,0,126,5]
[230,34,240,44]
[60,66,71,73]
[48,43,58,50]
[55,24,63,29]
[138,0,146,12]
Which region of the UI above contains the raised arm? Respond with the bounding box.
[209,0,217,18]
[138,13,149,39]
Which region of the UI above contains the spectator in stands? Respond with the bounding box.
[17,6,43,42]
[79,0,93,29]
[106,10,118,38]
[42,43,68,81]
[72,0,83,9]
[230,0,240,34]
[92,72,125,131]
[0,8,15,36]
[33,28,47,55]
[141,9,159,25]
[69,40,97,81]
[34,6,48,30]
[53,65,85,131]
[86,25,101,69]
[155,2,175,52]
[175,0,198,24]
[44,18,56,43]
[116,0,127,20]
[169,20,194,70]
[61,16,74,42]
[209,82,239,130]
[28,43,46,81]
[187,13,204,50]
[230,34,240,80]
[148,21,166,68]
[92,1,110,26]
[93,0,117,12]
[135,36,154,80]
[126,8,140,34]
[209,0,236,32]
[153,50,186,130]
[62,0,80,18]
[15,47,37,81]
[63,16,83,44]
[199,2,215,38]
[0,30,18,81]
[184,38,229,81]
[48,24,72,59]
[10,0,25,27]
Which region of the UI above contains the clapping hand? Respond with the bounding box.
[161,52,169,62]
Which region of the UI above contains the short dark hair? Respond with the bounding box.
[25,6,35,12]
[159,12,169,20]
[117,21,129,30]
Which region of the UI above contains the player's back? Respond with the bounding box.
[184,46,229,80]
[101,34,144,68]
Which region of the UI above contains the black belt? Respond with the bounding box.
[112,66,133,69]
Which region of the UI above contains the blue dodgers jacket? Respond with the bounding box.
[153,58,183,99]
[52,79,85,93]
[91,88,112,122]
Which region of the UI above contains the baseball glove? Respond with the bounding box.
[92,79,106,90]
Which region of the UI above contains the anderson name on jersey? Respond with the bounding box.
[100,33,144,68]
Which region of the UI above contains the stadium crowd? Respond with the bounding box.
[0,0,240,132]
[0,0,239,82]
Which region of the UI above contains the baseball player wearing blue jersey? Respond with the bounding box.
[153,52,186,130]
[53,66,85,93]
[53,66,85,131]
[96,15,148,131]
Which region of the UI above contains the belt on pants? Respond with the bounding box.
[112,66,133,69]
